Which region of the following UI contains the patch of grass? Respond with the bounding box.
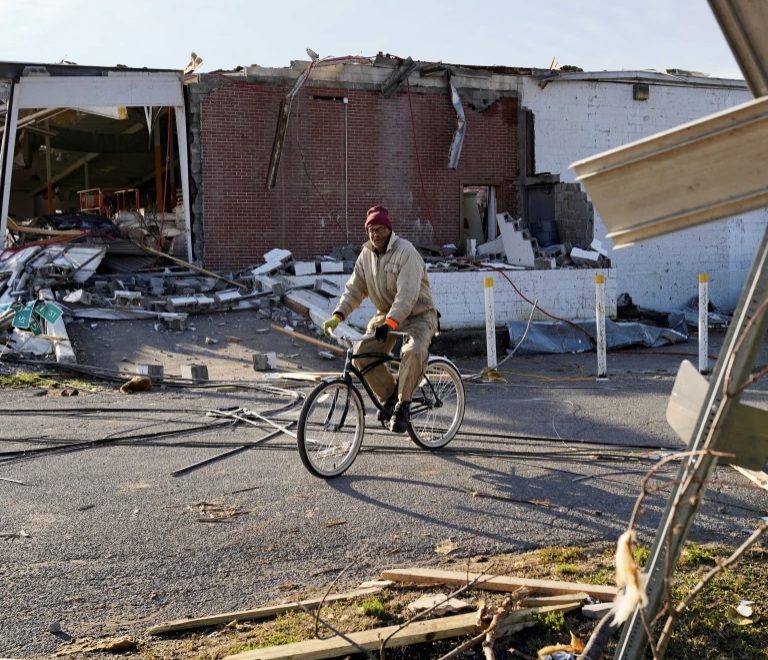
[680,542,717,567]
[533,609,566,637]
[0,370,98,391]
[360,594,390,620]
[225,641,258,655]
[137,542,768,660]
[555,563,579,576]
[0,372,55,389]
[256,612,309,647]
[538,546,582,564]
[633,545,650,565]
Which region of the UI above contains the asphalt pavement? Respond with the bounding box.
[1,326,767,658]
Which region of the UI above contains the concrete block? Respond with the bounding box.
[314,278,340,298]
[293,261,317,276]
[319,261,344,274]
[112,290,142,306]
[252,249,292,276]
[193,294,216,309]
[534,257,556,270]
[162,316,188,331]
[136,364,164,380]
[252,351,278,371]
[590,238,609,257]
[497,214,536,268]
[181,364,208,380]
[214,290,243,306]
[254,275,287,295]
[477,236,505,257]
[570,247,601,267]
[167,295,197,311]
[263,248,292,263]
[149,277,166,296]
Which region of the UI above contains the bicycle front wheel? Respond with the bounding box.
[408,357,465,449]
[297,379,365,478]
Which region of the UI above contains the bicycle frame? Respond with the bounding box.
[334,344,445,420]
[338,346,399,416]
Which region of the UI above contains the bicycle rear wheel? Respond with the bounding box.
[297,379,365,478]
[407,357,465,449]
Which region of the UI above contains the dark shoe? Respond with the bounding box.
[377,390,398,424]
[389,401,410,434]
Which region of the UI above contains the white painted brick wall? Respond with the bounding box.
[291,269,617,330]
[521,77,767,312]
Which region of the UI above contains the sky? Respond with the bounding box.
[0,0,743,79]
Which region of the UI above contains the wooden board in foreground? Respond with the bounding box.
[224,603,578,660]
[147,586,383,635]
[381,567,617,601]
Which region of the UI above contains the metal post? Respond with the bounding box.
[614,225,768,658]
[484,277,497,369]
[0,81,19,241]
[595,273,607,378]
[699,272,709,374]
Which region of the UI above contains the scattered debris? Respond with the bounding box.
[507,316,688,355]
[119,375,152,394]
[381,567,617,601]
[0,529,30,539]
[406,593,471,615]
[537,630,585,658]
[189,501,248,522]
[726,599,755,625]
[56,635,139,655]
[222,602,580,660]
[146,585,385,635]
[435,539,459,555]
[0,476,27,485]
[252,351,277,371]
[181,364,209,381]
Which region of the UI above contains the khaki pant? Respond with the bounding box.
[354,311,438,404]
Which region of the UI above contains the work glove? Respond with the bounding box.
[374,323,390,342]
[322,315,341,336]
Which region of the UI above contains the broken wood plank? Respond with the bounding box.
[270,323,346,356]
[381,568,617,601]
[7,216,85,237]
[224,603,578,660]
[147,586,384,635]
[731,465,768,491]
[519,592,591,607]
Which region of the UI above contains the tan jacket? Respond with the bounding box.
[335,232,436,325]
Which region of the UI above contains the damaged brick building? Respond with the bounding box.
[187,54,524,269]
[1,55,763,324]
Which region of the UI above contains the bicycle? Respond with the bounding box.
[296,332,466,478]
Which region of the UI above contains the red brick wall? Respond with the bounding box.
[200,79,519,268]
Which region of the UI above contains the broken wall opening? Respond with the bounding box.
[462,184,501,252]
[524,177,594,250]
[0,68,193,262]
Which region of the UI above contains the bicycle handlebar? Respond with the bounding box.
[330,329,409,347]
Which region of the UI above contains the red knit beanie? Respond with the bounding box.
[365,205,392,231]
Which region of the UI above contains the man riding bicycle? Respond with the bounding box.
[322,205,439,434]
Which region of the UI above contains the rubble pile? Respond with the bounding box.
[0,241,355,365]
[1,208,614,366]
